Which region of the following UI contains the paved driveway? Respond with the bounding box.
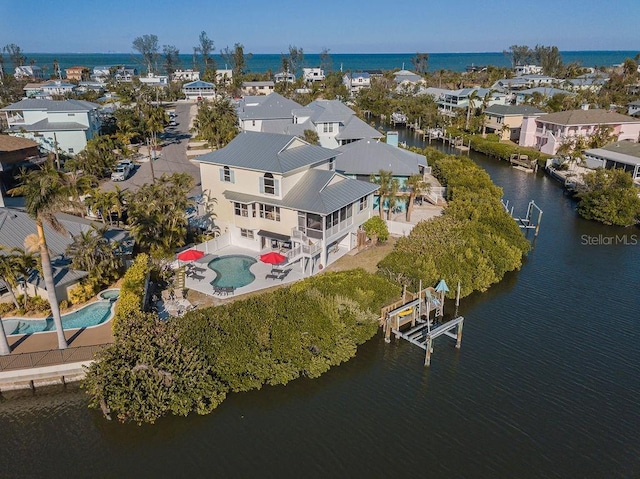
[102,101,202,195]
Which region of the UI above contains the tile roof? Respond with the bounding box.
[537,109,640,126]
[336,139,426,176]
[197,131,337,174]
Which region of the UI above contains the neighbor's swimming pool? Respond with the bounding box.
[2,290,119,335]
[208,255,257,288]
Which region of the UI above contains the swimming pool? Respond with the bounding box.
[99,289,120,300]
[2,290,118,336]
[208,255,257,288]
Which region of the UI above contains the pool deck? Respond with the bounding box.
[7,319,113,355]
[183,244,351,299]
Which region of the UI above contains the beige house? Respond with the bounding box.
[197,131,378,273]
[484,105,545,141]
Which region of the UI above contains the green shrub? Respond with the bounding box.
[0,302,15,315]
[362,215,390,242]
[114,253,151,331]
[577,169,640,226]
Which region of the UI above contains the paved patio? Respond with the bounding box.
[181,244,351,299]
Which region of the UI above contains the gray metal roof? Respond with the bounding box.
[197,131,337,173]
[335,116,383,141]
[260,118,295,134]
[224,170,378,215]
[8,119,89,132]
[336,139,426,176]
[237,93,302,121]
[0,99,100,112]
[585,141,640,165]
[0,208,130,258]
[484,105,546,116]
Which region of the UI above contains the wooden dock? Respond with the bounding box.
[502,199,543,237]
[381,284,465,366]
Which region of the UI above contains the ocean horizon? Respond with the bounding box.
[12,50,637,75]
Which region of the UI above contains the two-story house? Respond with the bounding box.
[237,93,301,132]
[286,99,382,149]
[40,80,77,98]
[0,99,102,155]
[172,69,201,82]
[628,100,640,117]
[14,66,44,80]
[483,105,546,141]
[182,80,216,101]
[303,67,325,83]
[519,109,640,155]
[65,66,90,82]
[197,131,378,273]
[274,72,296,83]
[438,87,508,116]
[343,72,371,95]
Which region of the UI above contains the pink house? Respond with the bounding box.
[519,109,640,155]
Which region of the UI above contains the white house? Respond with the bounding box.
[343,72,371,95]
[627,100,640,117]
[241,81,275,96]
[285,99,383,149]
[14,65,44,80]
[40,80,77,98]
[0,99,102,155]
[197,131,378,272]
[172,69,201,82]
[216,69,233,85]
[139,73,169,87]
[438,88,508,116]
[182,80,216,101]
[393,69,422,85]
[303,67,325,83]
[274,72,296,83]
[514,65,544,76]
[237,93,301,132]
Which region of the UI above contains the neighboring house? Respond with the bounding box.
[114,67,138,82]
[285,99,383,149]
[237,93,301,133]
[0,135,41,172]
[23,82,46,98]
[519,109,640,155]
[216,69,233,85]
[303,67,325,83]
[14,66,44,80]
[335,137,430,212]
[65,66,90,82]
[393,69,422,85]
[241,81,275,96]
[483,105,546,141]
[438,88,508,116]
[182,80,216,101]
[0,208,132,302]
[628,100,640,117]
[92,65,113,81]
[197,131,378,272]
[76,81,105,95]
[274,72,296,83]
[563,73,609,93]
[514,65,544,76]
[584,141,640,182]
[343,72,371,95]
[515,87,576,106]
[40,80,77,98]
[172,69,200,82]
[139,73,169,87]
[0,99,102,155]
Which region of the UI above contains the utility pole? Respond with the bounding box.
[53,132,60,169]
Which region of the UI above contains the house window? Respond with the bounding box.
[323,122,334,133]
[67,113,76,116]
[260,173,279,195]
[240,228,254,239]
[219,166,234,183]
[359,196,368,211]
[259,204,280,221]
[252,120,256,127]
[234,202,249,217]
[68,148,74,153]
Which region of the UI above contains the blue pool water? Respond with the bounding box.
[2,293,117,335]
[208,255,257,288]
[99,289,120,300]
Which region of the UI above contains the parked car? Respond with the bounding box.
[111,160,134,181]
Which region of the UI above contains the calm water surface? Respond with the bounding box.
[1,132,639,478]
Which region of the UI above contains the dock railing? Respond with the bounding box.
[0,343,109,372]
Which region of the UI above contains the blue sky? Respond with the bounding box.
[1,0,638,53]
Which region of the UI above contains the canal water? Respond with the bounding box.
[1,129,639,478]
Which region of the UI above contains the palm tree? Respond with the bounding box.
[0,248,21,310]
[385,178,401,220]
[67,226,123,289]
[465,90,479,131]
[371,170,394,219]
[11,247,37,310]
[500,123,511,141]
[405,175,431,222]
[8,161,76,350]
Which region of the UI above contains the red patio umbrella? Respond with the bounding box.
[260,251,287,265]
[177,249,205,261]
